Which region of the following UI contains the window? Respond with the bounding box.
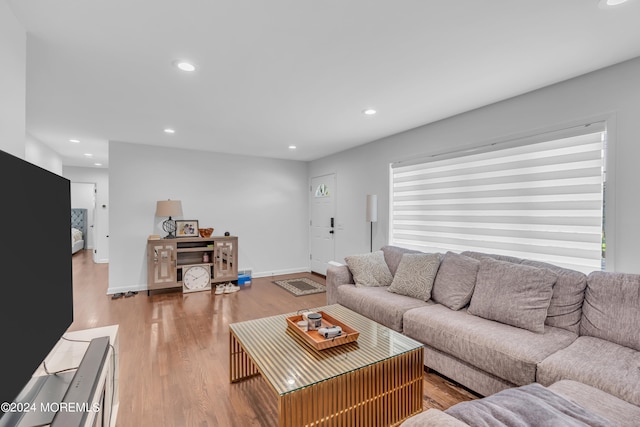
[390,122,606,273]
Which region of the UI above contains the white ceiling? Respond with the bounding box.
[8,0,640,168]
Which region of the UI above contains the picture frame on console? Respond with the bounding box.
[175,220,199,237]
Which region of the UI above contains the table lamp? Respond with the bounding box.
[155,199,183,238]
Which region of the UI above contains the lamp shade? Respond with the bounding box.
[155,200,183,217]
[366,194,378,223]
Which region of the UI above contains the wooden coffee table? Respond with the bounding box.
[229,304,424,427]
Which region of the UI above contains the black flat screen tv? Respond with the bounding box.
[0,149,74,410]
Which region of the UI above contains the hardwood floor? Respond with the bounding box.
[70,250,477,426]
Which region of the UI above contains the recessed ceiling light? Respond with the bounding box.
[598,0,629,8]
[69,139,80,143]
[288,145,297,150]
[173,61,196,72]
[94,163,102,167]
[164,128,176,134]
[84,153,93,157]
[362,109,377,116]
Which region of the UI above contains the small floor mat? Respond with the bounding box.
[272,277,326,296]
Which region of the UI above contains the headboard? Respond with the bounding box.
[71,208,87,248]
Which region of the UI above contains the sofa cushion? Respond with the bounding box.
[432,252,480,310]
[537,336,640,407]
[337,285,431,332]
[521,259,587,334]
[344,250,393,287]
[580,271,640,352]
[461,250,523,264]
[403,304,576,386]
[445,383,613,427]
[549,380,640,427]
[400,409,469,427]
[462,252,588,334]
[381,245,423,276]
[468,258,557,333]
[387,253,441,301]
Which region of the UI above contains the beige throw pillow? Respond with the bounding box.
[387,253,441,301]
[468,257,557,333]
[345,250,393,287]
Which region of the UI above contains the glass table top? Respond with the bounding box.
[229,304,424,395]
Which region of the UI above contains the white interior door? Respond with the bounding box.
[310,174,336,275]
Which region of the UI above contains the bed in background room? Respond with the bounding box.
[71,208,87,254]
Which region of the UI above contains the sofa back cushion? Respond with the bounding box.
[580,272,640,351]
[432,251,480,310]
[462,251,587,334]
[468,257,557,333]
[521,260,587,334]
[381,245,423,276]
[462,251,524,265]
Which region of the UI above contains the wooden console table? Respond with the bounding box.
[147,236,238,294]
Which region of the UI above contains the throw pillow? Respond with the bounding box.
[468,257,557,333]
[431,251,480,310]
[345,250,393,287]
[387,253,441,301]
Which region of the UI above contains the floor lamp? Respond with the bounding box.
[366,194,378,252]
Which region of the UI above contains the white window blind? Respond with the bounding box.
[390,123,606,273]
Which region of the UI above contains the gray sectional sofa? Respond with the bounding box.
[402,380,640,426]
[326,245,640,425]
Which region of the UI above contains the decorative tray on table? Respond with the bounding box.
[286,311,359,351]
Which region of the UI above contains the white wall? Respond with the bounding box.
[311,56,640,274]
[0,2,26,158]
[63,166,110,263]
[25,133,63,174]
[108,141,309,294]
[0,8,62,174]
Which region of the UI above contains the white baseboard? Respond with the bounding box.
[106,284,147,295]
[252,267,311,278]
[106,267,312,294]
